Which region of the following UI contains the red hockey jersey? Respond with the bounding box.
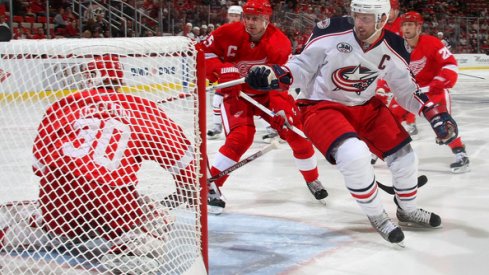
[32,88,195,187]
[408,34,458,88]
[200,21,291,94]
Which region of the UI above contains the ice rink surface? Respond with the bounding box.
[206,70,489,275]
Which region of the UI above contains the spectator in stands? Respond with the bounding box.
[178,22,192,37]
[199,25,208,40]
[31,27,46,39]
[437,31,451,49]
[94,14,108,34]
[81,29,92,38]
[65,20,79,38]
[207,24,215,34]
[188,26,200,41]
[54,8,68,31]
[30,0,45,16]
[0,14,9,29]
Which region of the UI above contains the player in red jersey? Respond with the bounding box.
[15,55,195,272]
[384,0,401,35]
[207,4,244,140]
[200,0,327,214]
[401,11,470,173]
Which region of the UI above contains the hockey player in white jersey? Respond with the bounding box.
[245,0,458,245]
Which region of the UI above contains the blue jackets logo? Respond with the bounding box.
[332,65,378,94]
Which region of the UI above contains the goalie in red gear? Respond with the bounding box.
[401,11,469,173]
[200,0,327,214]
[27,54,197,272]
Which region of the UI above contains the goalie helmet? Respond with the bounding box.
[350,0,391,23]
[242,0,272,17]
[85,54,124,87]
[400,11,423,25]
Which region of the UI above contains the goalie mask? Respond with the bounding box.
[84,54,124,88]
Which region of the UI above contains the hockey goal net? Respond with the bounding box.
[0,37,207,274]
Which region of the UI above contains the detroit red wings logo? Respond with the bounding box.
[332,65,378,94]
[409,56,427,76]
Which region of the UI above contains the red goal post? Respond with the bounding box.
[0,37,208,274]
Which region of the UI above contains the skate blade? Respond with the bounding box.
[395,241,406,248]
[318,198,327,205]
[398,221,443,229]
[207,205,224,215]
[207,134,222,140]
[451,165,470,174]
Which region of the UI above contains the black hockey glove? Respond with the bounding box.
[246,65,291,91]
[422,103,458,145]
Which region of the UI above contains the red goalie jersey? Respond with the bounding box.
[32,87,195,238]
[409,34,458,89]
[33,89,195,187]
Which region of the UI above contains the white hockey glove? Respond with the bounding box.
[246,65,292,91]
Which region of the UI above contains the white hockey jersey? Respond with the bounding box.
[287,17,426,114]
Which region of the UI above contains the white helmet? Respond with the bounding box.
[350,0,390,23]
[228,5,243,15]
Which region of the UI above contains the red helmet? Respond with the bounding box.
[400,11,423,25]
[242,0,273,17]
[85,54,124,86]
[390,0,400,10]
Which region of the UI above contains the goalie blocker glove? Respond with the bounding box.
[422,103,458,145]
[246,65,292,91]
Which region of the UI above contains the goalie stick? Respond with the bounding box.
[376,175,428,195]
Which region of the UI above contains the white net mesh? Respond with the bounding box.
[0,37,206,274]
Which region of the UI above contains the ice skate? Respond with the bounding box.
[396,207,442,228]
[368,210,405,246]
[262,126,279,143]
[306,179,328,204]
[207,124,222,140]
[450,146,470,174]
[208,183,225,215]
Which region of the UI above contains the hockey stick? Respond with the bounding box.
[459,72,486,80]
[157,92,193,104]
[205,77,308,139]
[376,175,428,195]
[239,92,308,139]
[206,77,246,92]
[207,140,280,183]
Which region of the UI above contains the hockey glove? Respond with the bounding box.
[217,64,241,97]
[428,77,446,94]
[422,103,458,145]
[246,65,291,91]
[270,110,291,131]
